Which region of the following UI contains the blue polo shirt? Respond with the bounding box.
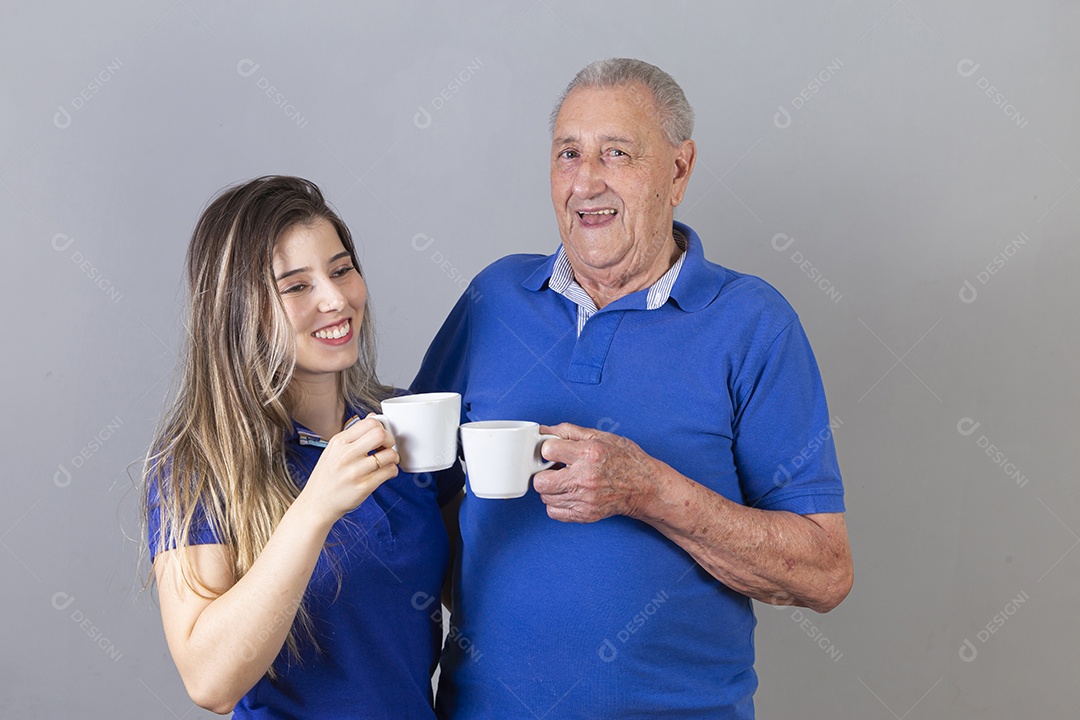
[412,222,845,719]
[147,405,458,719]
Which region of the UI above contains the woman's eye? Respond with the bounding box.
[609,148,626,157]
[332,265,356,278]
[281,283,306,294]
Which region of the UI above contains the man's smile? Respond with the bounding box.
[576,208,619,226]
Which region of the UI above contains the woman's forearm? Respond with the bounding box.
[161,496,334,713]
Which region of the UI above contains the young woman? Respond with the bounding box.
[144,176,458,718]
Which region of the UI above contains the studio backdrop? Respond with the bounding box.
[2,1,1076,717]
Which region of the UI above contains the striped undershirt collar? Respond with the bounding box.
[549,230,688,335]
[295,414,362,447]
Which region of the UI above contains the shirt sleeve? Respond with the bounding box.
[146,462,222,562]
[411,288,472,506]
[732,317,846,514]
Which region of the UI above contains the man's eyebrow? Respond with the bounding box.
[275,251,352,281]
[552,134,636,146]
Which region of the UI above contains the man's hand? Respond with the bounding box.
[535,422,852,611]
[533,422,663,523]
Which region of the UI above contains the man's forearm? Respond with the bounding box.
[636,464,853,613]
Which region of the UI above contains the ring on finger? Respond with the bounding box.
[372,453,383,470]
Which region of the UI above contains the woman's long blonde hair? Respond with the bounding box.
[143,176,394,664]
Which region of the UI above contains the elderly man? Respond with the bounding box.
[413,58,852,719]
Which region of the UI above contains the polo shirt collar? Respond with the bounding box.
[289,410,363,448]
[667,221,728,312]
[521,221,727,313]
[522,249,560,292]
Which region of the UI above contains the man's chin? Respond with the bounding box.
[566,225,625,249]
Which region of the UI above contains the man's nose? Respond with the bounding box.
[572,155,607,198]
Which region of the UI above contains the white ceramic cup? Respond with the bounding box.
[460,421,559,499]
[372,392,461,473]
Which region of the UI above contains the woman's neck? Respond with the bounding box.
[288,375,346,441]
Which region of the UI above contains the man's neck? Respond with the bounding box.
[572,233,683,310]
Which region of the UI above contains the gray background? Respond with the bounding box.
[2,1,1076,717]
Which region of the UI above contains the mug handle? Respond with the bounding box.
[457,426,467,475]
[535,433,560,472]
[369,415,398,454]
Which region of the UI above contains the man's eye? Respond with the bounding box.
[609,149,627,157]
[559,150,578,160]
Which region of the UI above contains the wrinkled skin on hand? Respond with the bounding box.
[532,422,662,523]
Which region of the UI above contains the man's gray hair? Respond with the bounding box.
[549,58,695,146]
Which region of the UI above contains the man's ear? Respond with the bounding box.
[671,139,697,207]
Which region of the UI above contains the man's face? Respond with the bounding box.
[550,82,694,284]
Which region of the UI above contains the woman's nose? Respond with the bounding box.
[316,283,347,313]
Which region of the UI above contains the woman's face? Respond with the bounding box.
[271,218,367,384]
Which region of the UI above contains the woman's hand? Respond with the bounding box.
[298,414,399,525]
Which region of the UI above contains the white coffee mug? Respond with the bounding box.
[460,421,559,499]
[373,392,461,473]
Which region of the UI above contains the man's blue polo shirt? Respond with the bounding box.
[412,222,845,719]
